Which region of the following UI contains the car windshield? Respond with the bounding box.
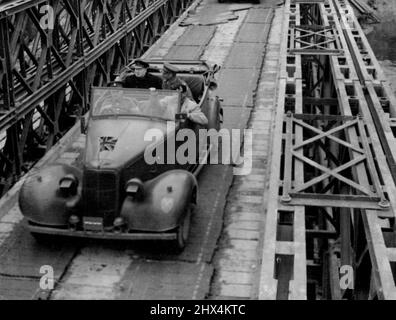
[91,87,180,120]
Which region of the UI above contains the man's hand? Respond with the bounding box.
[117,68,134,81]
[175,112,188,121]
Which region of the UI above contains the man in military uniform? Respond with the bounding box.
[159,83,207,125]
[162,62,194,101]
[116,59,163,89]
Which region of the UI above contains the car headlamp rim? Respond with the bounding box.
[59,174,79,196]
[125,178,145,200]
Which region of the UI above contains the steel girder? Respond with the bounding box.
[333,0,396,183]
[332,0,396,300]
[259,0,396,300]
[0,0,193,195]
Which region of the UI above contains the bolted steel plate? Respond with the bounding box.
[225,43,264,69]
[237,22,272,43]
[217,68,259,107]
[175,25,216,46]
[245,8,274,24]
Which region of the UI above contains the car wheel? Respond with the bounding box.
[174,204,192,251]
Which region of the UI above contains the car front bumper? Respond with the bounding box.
[28,224,177,241]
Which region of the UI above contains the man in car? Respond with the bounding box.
[162,62,194,101]
[116,59,163,89]
[160,83,208,126]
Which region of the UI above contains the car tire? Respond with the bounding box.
[174,204,192,251]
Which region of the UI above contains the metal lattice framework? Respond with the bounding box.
[0,0,193,195]
[289,25,342,55]
[282,113,388,210]
[259,0,396,300]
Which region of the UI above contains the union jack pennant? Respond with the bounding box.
[99,136,118,152]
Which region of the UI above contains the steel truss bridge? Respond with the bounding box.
[259,0,396,299]
[0,0,193,196]
[1,0,396,300]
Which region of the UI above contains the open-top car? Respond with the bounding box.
[18,60,222,250]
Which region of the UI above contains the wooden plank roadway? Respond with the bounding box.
[209,0,279,299]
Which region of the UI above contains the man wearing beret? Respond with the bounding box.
[116,59,163,89]
[162,62,194,101]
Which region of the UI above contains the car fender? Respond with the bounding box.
[18,164,82,226]
[120,170,197,232]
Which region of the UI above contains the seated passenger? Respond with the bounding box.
[116,59,162,89]
[162,62,194,101]
[160,84,208,126]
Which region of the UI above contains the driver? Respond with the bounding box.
[115,59,163,89]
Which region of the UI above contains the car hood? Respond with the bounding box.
[84,117,174,169]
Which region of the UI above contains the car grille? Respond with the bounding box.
[83,169,119,227]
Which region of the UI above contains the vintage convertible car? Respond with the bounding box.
[18,60,222,250]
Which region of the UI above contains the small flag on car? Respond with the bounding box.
[99,136,118,152]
